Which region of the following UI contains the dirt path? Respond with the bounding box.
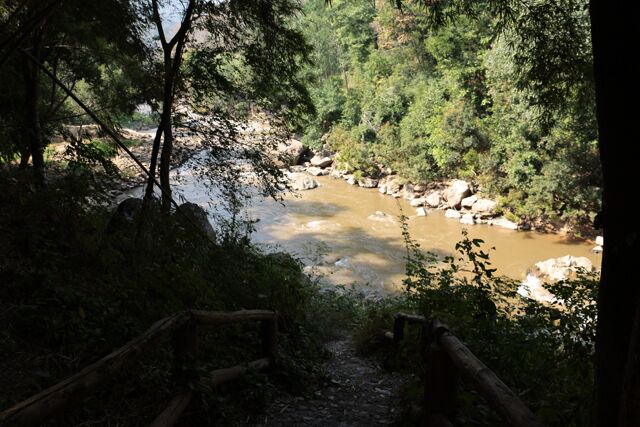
[246,338,408,426]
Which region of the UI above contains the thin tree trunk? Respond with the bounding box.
[22,34,44,185]
[144,114,166,200]
[590,1,639,426]
[159,111,173,213]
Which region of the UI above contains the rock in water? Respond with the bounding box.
[471,198,497,216]
[416,207,427,217]
[488,217,519,230]
[290,173,318,190]
[358,177,378,188]
[426,192,442,208]
[284,139,306,165]
[307,166,324,176]
[310,155,333,168]
[444,209,461,219]
[385,177,402,195]
[460,213,475,225]
[461,195,477,208]
[410,198,426,207]
[518,255,596,304]
[443,179,470,208]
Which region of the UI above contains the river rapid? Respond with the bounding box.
[127,153,601,293]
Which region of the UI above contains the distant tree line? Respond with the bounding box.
[300,0,600,226]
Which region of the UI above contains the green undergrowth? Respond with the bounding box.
[353,218,598,426]
[0,170,356,426]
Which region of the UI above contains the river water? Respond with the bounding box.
[128,155,601,293]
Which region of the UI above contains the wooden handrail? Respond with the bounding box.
[0,309,278,427]
[386,313,545,427]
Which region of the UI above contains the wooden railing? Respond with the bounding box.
[386,313,545,427]
[0,309,278,427]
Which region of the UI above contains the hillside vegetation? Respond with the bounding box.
[299,0,600,227]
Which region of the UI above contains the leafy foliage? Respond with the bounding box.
[299,0,600,226]
[355,219,598,425]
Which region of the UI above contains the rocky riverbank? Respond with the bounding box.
[279,139,602,250]
[47,126,204,199]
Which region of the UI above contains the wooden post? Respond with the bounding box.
[423,321,458,427]
[172,320,199,388]
[393,314,406,345]
[261,316,277,367]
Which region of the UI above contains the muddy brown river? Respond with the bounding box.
[129,156,601,292]
[247,176,600,291]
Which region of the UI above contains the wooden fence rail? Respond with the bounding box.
[386,313,545,427]
[0,309,278,427]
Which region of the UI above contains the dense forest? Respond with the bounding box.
[0,0,638,426]
[298,0,600,227]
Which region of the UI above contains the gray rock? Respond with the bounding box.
[461,195,477,208]
[518,255,596,304]
[444,209,461,219]
[416,207,427,217]
[290,173,318,190]
[385,177,402,195]
[358,177,379,188]
[346,175,357,185]
[443,179,471,208]
[425,192,442,208]
[531,255,595,282]
[177,202,215,239]
[489,217,518,230]
[307,166,324,176]
[330,168,345,178]
[409,198,426,207]
[281,138,306,165]
[596,236,604,246]
[460,213,475,225]
[471,198,497,216]
[310,155,333,168]
[107,198,143,234]
[413,183,427,193]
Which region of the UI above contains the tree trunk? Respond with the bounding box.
[590,1,640,426]
[22,36,44,185]
[159,112,173,213]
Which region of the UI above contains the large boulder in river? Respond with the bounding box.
[460,213,475,225]
[276,139,307,166]
[410,197,426,207]
[426,192,442,208]
[177,202,215,239]
[488,217,519,230]
[290,173,318,190]
[358,177,378,188]
[385,177,402,195]
[471,198,497,217]
[444,209,462,219]
[310,155,333,168]
[461,195,477,209]
[307,166,324,176]
[530,255,595,282]
[518,255,596,304]
[443,180,471,208]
